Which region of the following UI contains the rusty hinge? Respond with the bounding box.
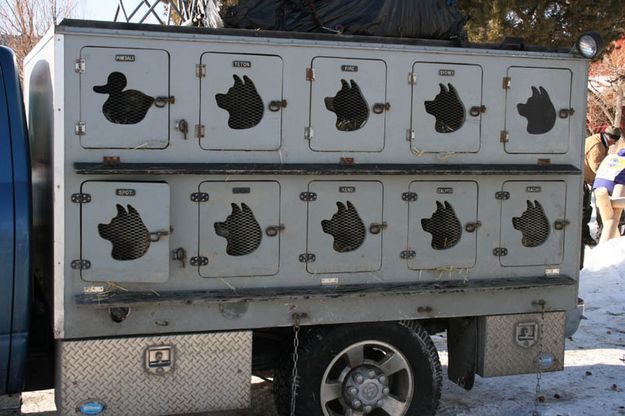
[190,256,209,267]
[406,129,415,142]
[71,193,91,204]
[402,192,418,202]
[502,77,511,89]
[500,130,509,143]
[400,250,416,260]
[306,68,316,81]
[299,253,316,263]
[75,58,86,73]
[495,191,510,200]
[71,259,91,270]
[493,248,508,257]
[190,192,209,202]
[196,64,206,78]
[408,72,417,85]
[75,121,86,136]
[300,192,317,202]
[304,127,314,141]
[195,124,205,139]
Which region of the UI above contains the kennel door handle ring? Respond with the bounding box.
[149,230,170,242]
[373,102,391,114]
[154,96,176,108]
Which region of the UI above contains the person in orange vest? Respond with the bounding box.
[583,126,621,246]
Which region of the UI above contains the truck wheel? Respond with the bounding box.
[273,321,442,416]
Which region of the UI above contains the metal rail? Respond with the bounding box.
[114,0,221,27]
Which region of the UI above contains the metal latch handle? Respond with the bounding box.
[469,105,486,117]
[372,102,391,114]
[149,230,170,242]
[265,224,285,237]
[369,222,388,234]
[559,108,575,119]
[465,221,482,233]
[268,100,288,112]
[154,96,176,108]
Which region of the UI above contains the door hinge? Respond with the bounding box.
[305,126,314,141]
[402,192,418,202]
[299,253,316,263]
[500,130,509,143]
[75,121,86,136]
[71,193,91,203]
[408,72,417,85]
[493,248,508,257]
[495,191,510,200]
[71,259,91,270]
[406,128,415,142]
[75,58,85,73]
[196,64,206,78]
[502,77,511,89]
[400,250,416,260]
[195,124,205,139]
[190,256,209,267]
[299,192,317,202]
[306,67,316,81]
[190,192,209,202]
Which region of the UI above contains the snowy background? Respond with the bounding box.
[21,240,625,416]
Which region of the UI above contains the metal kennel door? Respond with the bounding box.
[79,47,170,149]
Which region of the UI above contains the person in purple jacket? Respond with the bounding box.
[593,148,625,243]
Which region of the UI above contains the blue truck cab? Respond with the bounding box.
[0,46,31,395]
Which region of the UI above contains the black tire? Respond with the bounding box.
[273,321,442,416]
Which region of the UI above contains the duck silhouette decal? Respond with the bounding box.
[512,200,550,247]
[216,75,264,130]
[421,201,462,250]
[424,83,466,133]
[321,201,366,253]
[93,72,155,124]
[214,203,262,256]
[517,86,557,135]
[98,204,150,261]
[325,80,369,132]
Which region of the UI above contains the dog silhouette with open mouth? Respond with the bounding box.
[517,86,557,135]
[216,75,264,130]
[93,72,155,125]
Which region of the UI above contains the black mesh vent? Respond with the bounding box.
[93,72,154,125]
[324,79,369,132]
[517,86,557,135]
[424,83,466,133]
[421,201,462,250]
[512,200,550,247]
[321,201,366,253]
[215,75,264,130]
[98,204,150,261]
[214,203,262,256]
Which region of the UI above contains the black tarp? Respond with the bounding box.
[223,0,467,40]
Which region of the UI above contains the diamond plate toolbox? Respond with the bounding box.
[477,312,565,377]
[58,332,251,416]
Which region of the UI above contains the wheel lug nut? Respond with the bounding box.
[368,370,376,378]
[378,375,386,384]
[364,405,373,413]
[352,400,362,409]
[383,387,390,395]
[349,387,358,395]
[354,374,364,384]
[377,400,384,407]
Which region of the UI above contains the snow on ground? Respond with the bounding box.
[21,239,625,416]
[437,237,625,416]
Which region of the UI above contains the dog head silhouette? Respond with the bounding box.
[321,201,366,253]
[98,204,150,261]
[424,83,466,133]
[512,200,550,247]
[214,203,262,256]
[324,79,369,132]
[517,86,557,135]
[216,75,264,130]
[421,201,462,250]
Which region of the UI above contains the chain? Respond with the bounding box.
[290,314,302,416]
[532,302,546,416]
